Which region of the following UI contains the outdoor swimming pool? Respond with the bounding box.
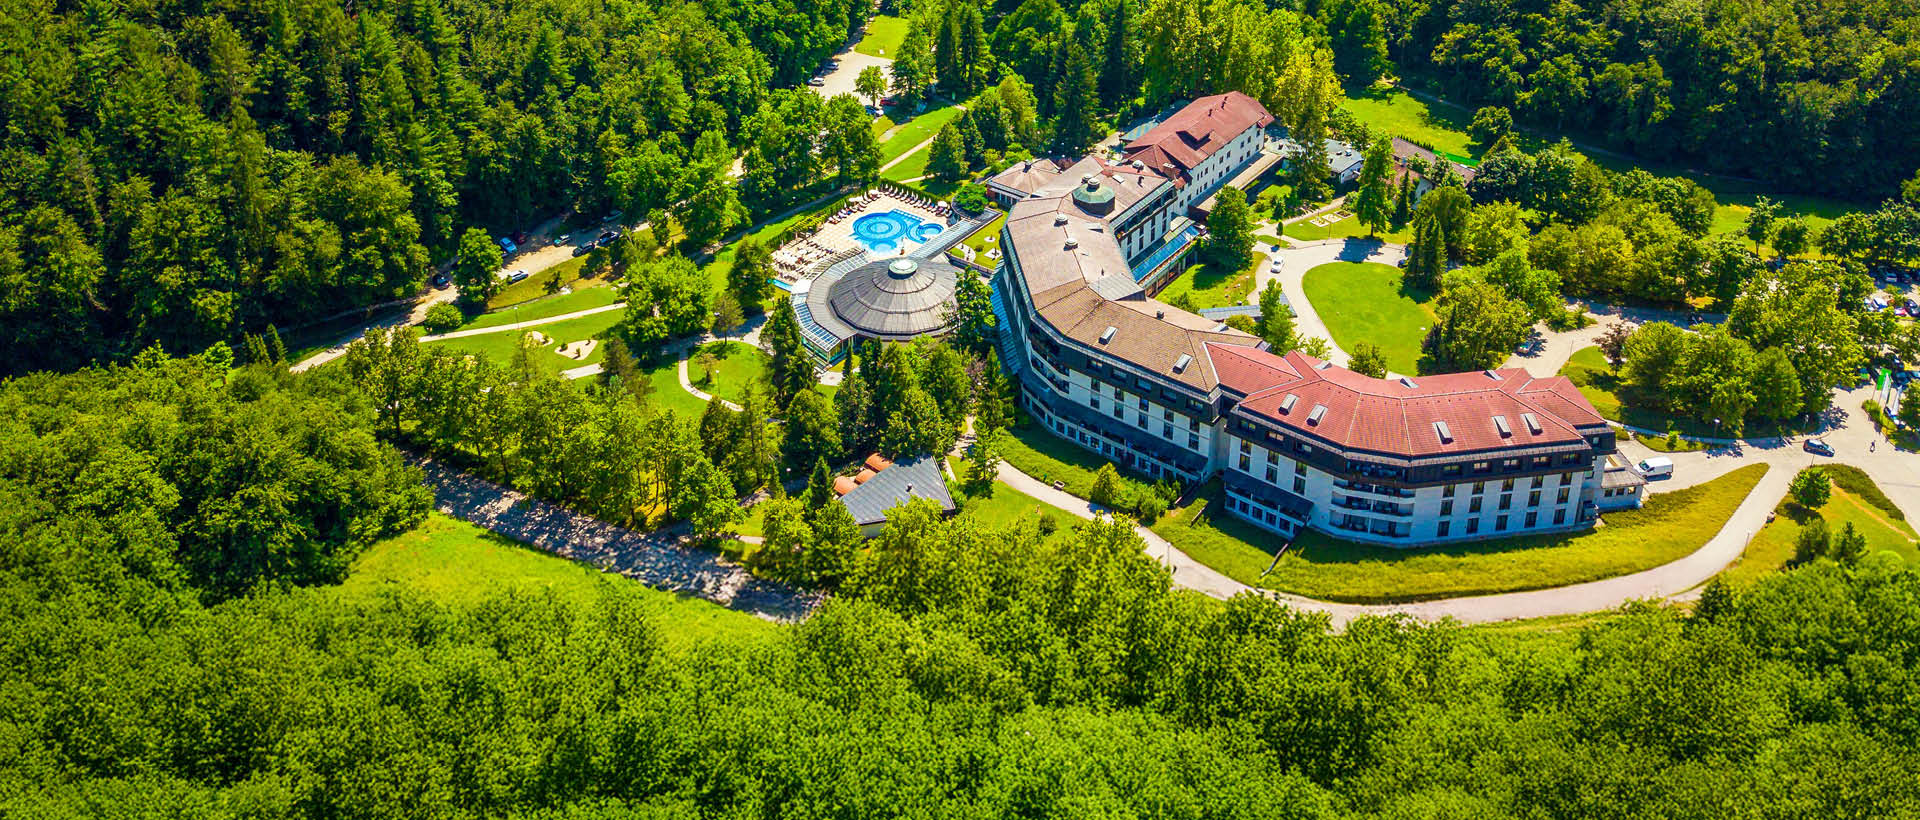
[852,210,944,253]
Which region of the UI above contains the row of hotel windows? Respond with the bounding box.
[1227,494,1570,541]
[1435,508,1567,538]
[1237,436,1588,489]
[1086,378,1205,453]
[1036,401,1190,481]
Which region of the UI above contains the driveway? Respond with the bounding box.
[1259,237,1410,369]
[810,50,891,103]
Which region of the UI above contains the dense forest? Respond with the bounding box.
[1349,0,1920,196]
[3,355,1919,818]
[0,0,866,372]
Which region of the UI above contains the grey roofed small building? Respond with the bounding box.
[824,255,960,340]
[837,456,956,530]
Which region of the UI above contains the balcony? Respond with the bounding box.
[1335,480,1415,499]
[1333,496,1412,518]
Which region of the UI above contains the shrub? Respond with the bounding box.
[955,184,990,214]
[423,303,466,333]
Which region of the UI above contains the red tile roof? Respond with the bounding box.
[1122,92,1274,186]
[1205,344,1606,458]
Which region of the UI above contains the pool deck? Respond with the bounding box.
[803,191,947,258]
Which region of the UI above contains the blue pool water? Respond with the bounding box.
[852,210,945,253]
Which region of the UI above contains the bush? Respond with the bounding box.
[955,184,990,215]
[423,303,466,334]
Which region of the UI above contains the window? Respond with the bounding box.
[1188,434,1199,450]
[1239,439,1251,454]
[1473,461,1491,473]
[1560,472,1573,485]
[1295,462,1307,476]
[1443,464,1462,476]
[1441,500,1453,516]
[1265,466,1277,483]
[1525,511,1538,527]
[1531,455,1551,468]
[1499,494,1512,511]
[1162,424,1172,438]
[1437,521,1451,538]
[1469,497,1483,514]
[1501,478,1515,492]
[1238,454,1251,472]
[1528,491,1541,507]
[1473,482,1485,495]
[1443,484,1456,498]
[1557,488,1569,504]
[1553,509,1566,525]
[1090,397,1101,411]
[1501,458,1520,470]
[1531,476,1544,489]
[1496,515,1508,532]
[1467,518,1480,534]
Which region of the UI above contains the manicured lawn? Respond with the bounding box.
[999,420,1120,499]
[1300,261,1435,375]
[1559,347,1813,439]
[1282,209,1413,244]
[459,284,622,331]
[882,147,935,181]
[1337,86,1478,165]
[960,211,1007,257]
[1156,258,1259,310]
[338,514,775,651]
[1152,464,1770,603]
[876,104,962,165]
[642,355,712,418]
[1721,468,1919,588]
[426,309,623,369]
[488,256,591,308]
[688,340,769,403]
[854,15,909,57]
[954,479,1068,532]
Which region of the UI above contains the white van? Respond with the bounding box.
[1637,456,1674,479]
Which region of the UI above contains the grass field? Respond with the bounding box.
[853,15,908,58]
[338,514,775,651]
[999,420,1122,500]
[488,256,591,308]
[1156,258,1259,310]
[458,284,622,331]
[954,479,1068,532]
[1721,468,1919,588]
[1337,86,1477,165]
[689,340,769,403]
[701,201,835,292]
[876,104,961,163]
[1300,261,1435,375]
[1152,464,1769,603]
[426,309,623,369]
[1559,347,1812,439]
[959,212,1006,257]
[1281,209,1413,244]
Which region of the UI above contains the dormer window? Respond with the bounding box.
[1433,421,1453,444]
[1521,413,1541,434]
[1493,415,1512,438]
[1306,404,1327,426]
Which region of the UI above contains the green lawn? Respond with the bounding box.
[1337,86,1478,165]
[853,15,909,58]
[488,256,592,308]
[1282,209,1413,244]
[643,355,711,418]
[701,201,835,292]
[337,514,775,652]
[688,340,769,403]
[426,309,623,369]
[1152,465,1770,603]
[876,104,962,164]
[458,284,622,331]
[1300,261,1435,375]
[953,479,1068,531]
[1559,347,1812,439]
[1721,469,1919,588]
[960,212,1007,257]
[999,420,1121,499]
[882,148,935,182]
[1156,258,1259,310]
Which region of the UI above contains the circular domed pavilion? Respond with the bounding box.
[816,254,959,340]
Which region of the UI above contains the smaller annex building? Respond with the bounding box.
[832,454,956,537]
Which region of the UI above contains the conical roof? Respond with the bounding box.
[826,254,959,339]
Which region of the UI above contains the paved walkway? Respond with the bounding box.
[413,456,820,622]
[420,302,627,341]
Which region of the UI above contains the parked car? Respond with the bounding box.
[572,242,593,257]
[431,273,451,289]
[510,230,529,244]
[1803,438,1834,457]
[497,237,517,253]
[596,229,620,244]
[807,77,825,86]
[507,269,529,283]
[1637,456,1675,479]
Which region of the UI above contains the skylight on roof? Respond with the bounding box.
[1279,394,1298,414]
[1493,415,1512,437]
[1484,369,1503,380]
[1307,404,1327,425]
[1522,413,1541,434]
[1399,377,1417,388]
[1433,421,1453,444]
[1099,326,1117,345]
[1172,353,1192,373]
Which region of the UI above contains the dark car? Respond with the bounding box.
[431,273,451,289]
[597,229,621,244]
[572,241,593,257]
[1803,438,1834,457]
[510,230,529,245]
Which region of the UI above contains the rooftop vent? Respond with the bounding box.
[1099,326,1117,345]
[1131,160,1145,171]
[1173,353,1192,373]
[1279,394,1299,414]
[1154,309,1166,319]
[1054,214,1069,226]
[1484,369,1503,380]
[1521,413,1542,435]
[1399,377,1418,389]
[1315,361,1333,370]
[1081,174,1094,184]
[1306,404,1328,426]
[1433,421,1453,444]
[1493,415,1512,438]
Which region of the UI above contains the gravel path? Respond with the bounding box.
[412,456,821,622]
